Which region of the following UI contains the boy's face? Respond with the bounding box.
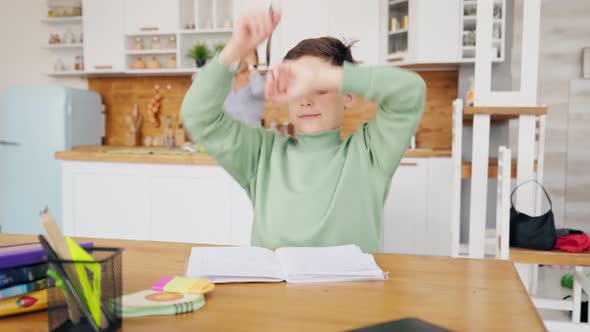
[287,56,353,134]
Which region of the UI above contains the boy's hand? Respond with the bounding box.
[221,10,281,66]
[265,60,343,103]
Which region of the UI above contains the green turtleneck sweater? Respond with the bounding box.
[180,56,425,253]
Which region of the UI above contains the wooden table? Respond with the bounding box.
[0,234,544,331]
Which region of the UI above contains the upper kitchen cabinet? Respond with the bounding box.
[384,0,461,66]
[459,0,507,62]
[271,0,381,65]
[83,0,124,73]
[123,0,180,34]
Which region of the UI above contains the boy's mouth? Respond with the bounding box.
[299,113,321,120]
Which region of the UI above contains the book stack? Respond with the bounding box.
[0,241,92,317]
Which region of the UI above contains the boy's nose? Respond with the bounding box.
[300,99,312,107]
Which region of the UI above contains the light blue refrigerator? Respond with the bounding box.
[0,86,103,234]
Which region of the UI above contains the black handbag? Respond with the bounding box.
[509,180,557,250]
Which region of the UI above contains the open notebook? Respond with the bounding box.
[185,245,386,283]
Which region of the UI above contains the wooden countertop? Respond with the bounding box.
[55,146,452,165]
[1,234,543,332]
[55,146,218,166]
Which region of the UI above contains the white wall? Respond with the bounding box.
[0,0,87,92]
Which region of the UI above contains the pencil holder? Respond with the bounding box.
[46,247,123,332]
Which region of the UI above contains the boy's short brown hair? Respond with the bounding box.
[283,37,357,66]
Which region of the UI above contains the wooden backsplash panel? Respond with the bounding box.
[416,71,457,150]
[89,76,192,146]
[91,70,456,149]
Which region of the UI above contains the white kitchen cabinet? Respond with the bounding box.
[229,183,254,245]
[123,0,181,34]
[62,161,251,245]
[271,0,381,65]
[150,170,232,244]
[65,163,151,240]
[382,159,428,255]
[384,0,461,65]
[381,157,453,256]
[426,158,454,256]
[83,0,125,73]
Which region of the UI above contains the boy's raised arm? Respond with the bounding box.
[180,11,281,188]
[341,64,426,179]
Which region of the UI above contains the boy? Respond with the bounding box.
[180,11,425,253]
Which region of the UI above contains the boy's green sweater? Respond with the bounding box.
[181,56,425,253]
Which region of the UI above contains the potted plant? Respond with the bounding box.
[187,43,212,68]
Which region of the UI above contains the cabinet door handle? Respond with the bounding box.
[0,140,20,146]
[94,65,113,70]
[387,57,404,62]
[140,27,159,31]
[400,162,418,166]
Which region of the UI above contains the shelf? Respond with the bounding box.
[458,57,504,63]
[389,0,408,5]
[178,29,233,34]
[43,43,83,49]
[463,0,504,6]
[41,16,82,24]
[388,29,408,36]
[47,70,85,77]
[386,52,407,62]
[463,17,502,30]
[125,49,177,55]
[461,159,538,179]
[125,31,177,37]
[464,16,502,22]
[464,106,548,119]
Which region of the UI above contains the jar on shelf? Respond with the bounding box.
[493,4,502,18]
[463,31,476,46]
[132,57,146,69]
[151,36,161,50]
[390,18,398,31]
[147,57,160,69]
[49,33,61,44]
[54,58,66,72]
[493,26,502,39]
[49,0,65,17]
[464,5,477,16]
[167,36,176,49]
[133,37,144,51]
[74,55,84,71]
[166,56,177,69]
[63,29,74,44]
[133,37,144,50]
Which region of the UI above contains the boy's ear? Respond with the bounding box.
[343,93,354,109]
